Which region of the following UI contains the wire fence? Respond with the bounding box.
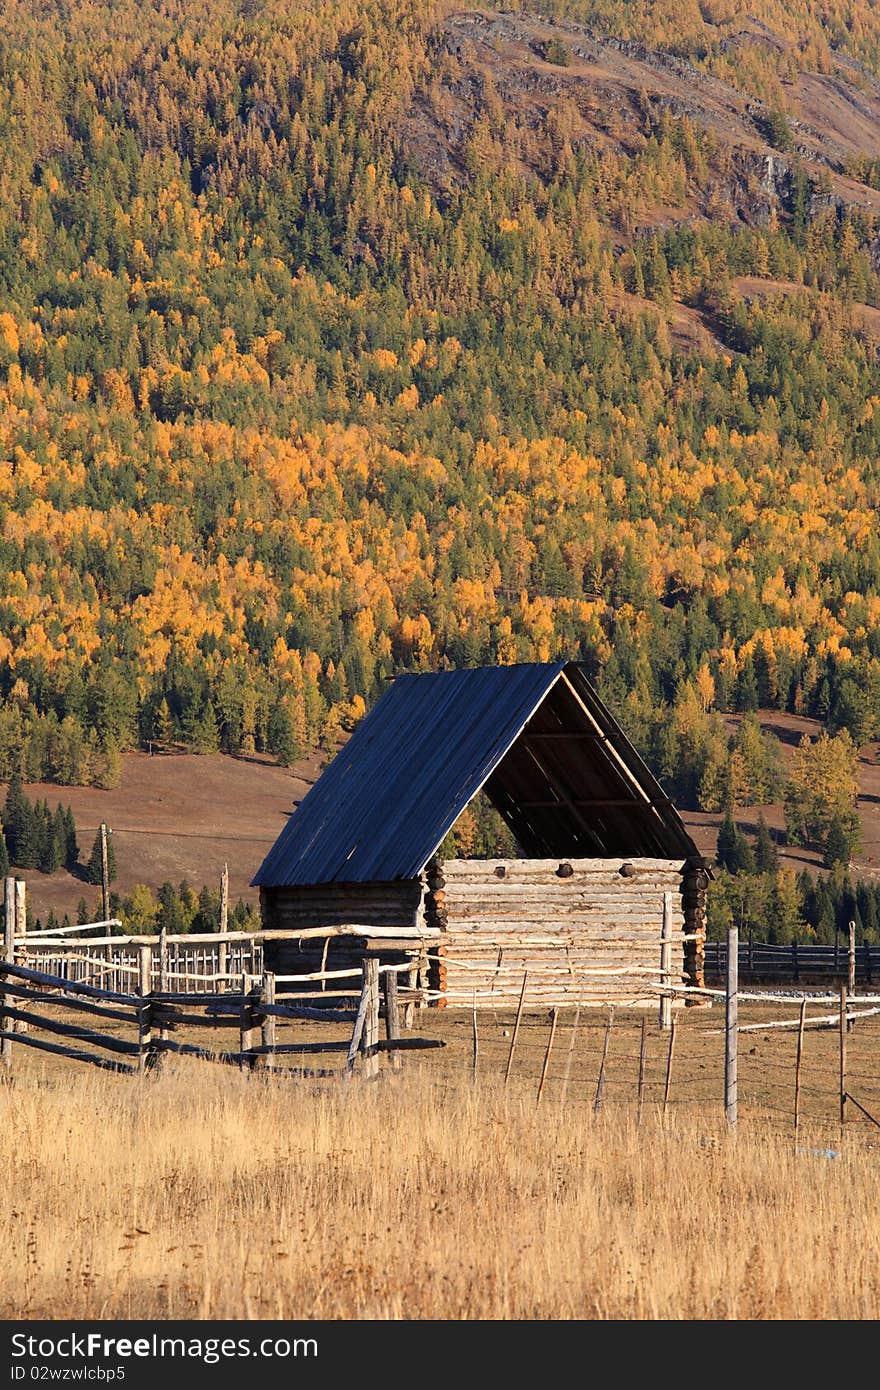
[5,886,880,1141]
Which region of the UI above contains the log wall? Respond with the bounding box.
[261,881,424,933]
[261,882,427,983]
[435,857,690,1007]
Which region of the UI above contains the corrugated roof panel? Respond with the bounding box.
[253,662,567,886]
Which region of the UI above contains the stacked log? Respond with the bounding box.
[438,857,688,1007]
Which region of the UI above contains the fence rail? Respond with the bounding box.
[0,955,444,1078]
[24,940,264,993]
[705,940,880,985]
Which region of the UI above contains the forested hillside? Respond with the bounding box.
[1,0,879,822]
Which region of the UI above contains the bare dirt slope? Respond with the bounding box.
[13,750,321,922]
[409,9,880,222]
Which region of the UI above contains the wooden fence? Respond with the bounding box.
[0,877,443,1079]
[705,939,880,986]
[24,938,264,993]
[0,951,444,1078]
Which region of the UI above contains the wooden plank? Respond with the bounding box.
[0,979,138,1025]
[659,893,672,1032]
[158,927,169,1042]
[472,991,478,1081]
[254,1002,356,1024]
[153,1039,241,1065]
[100,823,111,922]
[239,970,256,1073]
[19,926,441,948]
[153,991,238,1006]
[218,863,229,994]
[0,1004,140,1056]
[0,959,138,1006]
[0,1029,136,1073]
[151,1007,242,1029]
[848,921,856,1031]
[14,919,121,939]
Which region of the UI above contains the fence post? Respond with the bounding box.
[725,923,738,1130]
[361,957,380,1079]
[2,878,15,1067]
[157,927,169,1045]
[218,863,229,993]
[594,1007,613,1115]
[659,893,672,1031]
[559,1002,581,1109]
[839,981,847,1130]
[536,1007,558,1105]
[259,971,276,1073]
[100,823,111,923]
[505,972,528,1084]
[13,880,26,1034]
[848,921,856,1031]
[637,1015,647,1118]
[471,991,479,1082]
[239,971,256,1072]
[663,1016,676,1115]
[138,944,153,1076]
[402,962,416,1030]
[383,969,402,1072]
[794,998,806,1134]
[346,960,372,1077]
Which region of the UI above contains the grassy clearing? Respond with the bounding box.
[2,1028,880,1319]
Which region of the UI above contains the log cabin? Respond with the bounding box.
[253,662,711,1007]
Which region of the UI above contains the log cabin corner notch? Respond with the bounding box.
[253,662,711,1006]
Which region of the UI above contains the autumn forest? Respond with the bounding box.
[1,0,879,936]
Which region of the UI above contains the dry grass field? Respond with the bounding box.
[2,1003,880,1321]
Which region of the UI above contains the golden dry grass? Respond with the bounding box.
[2,1055,880,1320]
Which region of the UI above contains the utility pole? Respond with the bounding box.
[100,822,111,922]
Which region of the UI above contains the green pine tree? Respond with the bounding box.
[3,771,25,863]
[268,700,301,766]
[754,813,778,873]
[64,806,79,871]
[15,802,39,870]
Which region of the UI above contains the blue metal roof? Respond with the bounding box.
[254,663,567,886]
[253,661,697,888]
